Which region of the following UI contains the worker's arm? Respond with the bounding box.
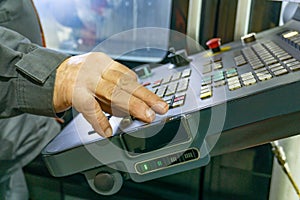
[0,26,70,117]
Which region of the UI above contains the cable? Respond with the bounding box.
[270,141,300,198]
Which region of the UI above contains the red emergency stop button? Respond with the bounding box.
[206,38,221,53]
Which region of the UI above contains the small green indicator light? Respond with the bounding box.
[143,164,149,171]
[157,161,163,167]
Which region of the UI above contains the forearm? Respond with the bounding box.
[0,26,70,117]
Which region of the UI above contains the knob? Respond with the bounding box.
[94,172,115,192]
[206,38,221,53]
[85,168,123,195]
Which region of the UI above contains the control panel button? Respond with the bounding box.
[200,86,213,99]
[273,69,288,76]
[290,64,300,71]
[152,80,162,88]
[234,55,247,66]
[182,69,192,78]
[241,32,256,44]
[228,83,242,91]
[171,72,182,81]
[213,62,223,70]
[206,38,221,53]
[202,76,212,86]
[177,79,189,92]
[165,83,178,96]
[202,64,212,74]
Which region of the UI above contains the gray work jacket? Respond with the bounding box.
[0,0,70,117]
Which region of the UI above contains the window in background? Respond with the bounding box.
[198,0,282,49]
[169,0,190,52]
[248,0,282,33]
[199,0,238,48]
[33,0,173,63]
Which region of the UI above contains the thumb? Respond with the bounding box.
[75,94,112,137]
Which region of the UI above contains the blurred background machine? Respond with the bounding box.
[25,0,300,199]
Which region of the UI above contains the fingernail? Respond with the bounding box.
[146,108,156,121]
[153,101,169,113]
[104,127,112,137]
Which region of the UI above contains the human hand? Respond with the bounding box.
[53,52,169,137]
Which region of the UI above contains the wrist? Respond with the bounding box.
[53,57,78,113]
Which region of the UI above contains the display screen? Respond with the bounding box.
[121,116,191,156]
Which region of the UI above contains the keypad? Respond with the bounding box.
[143,69,191,109]
[281,30,300,49]
[146,33,300,103]
[201,37,300,100]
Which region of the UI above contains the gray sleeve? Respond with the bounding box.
[0,26,70,117]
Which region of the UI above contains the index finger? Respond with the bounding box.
[133,85,169,115]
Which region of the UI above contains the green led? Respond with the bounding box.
[143,164,149,171]
[157,160,163,167]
